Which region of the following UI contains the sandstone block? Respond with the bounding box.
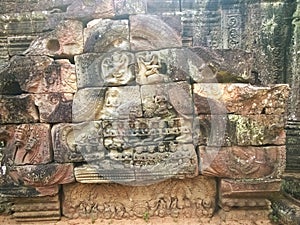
[72,86,142,122]
[196,115,286,146]
[130,15,182,51]
[135,49,191,84]
[84,19,130,53]
[140,82,194,118]
[0,95,39,124]
[0,124,52,165]
[75,51,135,88]
[193,83,290,115]
[25,20,83,57]
[199,146,286,179]
[0,56,76,94]
[271,198,300,225]
[0,184,59,198]
[11,163,75,187]
[34,93,73,123]
[114,0,146,15]
[190,47,256,83]
[66,0,115,19]
[63,176,216,219]
[12,195,61,222]
[147,0,180,13]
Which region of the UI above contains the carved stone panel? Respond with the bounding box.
[84,19,130,53]
[130,15,182,51]
[66,0,115,19]
[0,56,77,94]
[140,82,194,118]
[196,115,286,146]
[12,195,61,222]
[135,49,191,84]
[0,95,39,124]
[34,93,73,123]
[193,83,290,115]
[0,124,52,166]
[199,146,286,179]
[147,0,180,13]
[220,178,282,198]
[114,0,146,16]
[63,176,216,219]
[72,86,142,122]
[75,51,135,88]
[25,20,84,57]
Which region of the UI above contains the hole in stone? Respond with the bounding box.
[46,39,60,52]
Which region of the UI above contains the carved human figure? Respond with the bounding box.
[101,52,133,85]
[101,88,121,118]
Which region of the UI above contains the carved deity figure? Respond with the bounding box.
[101,88,121,118]
[101,52,133,85]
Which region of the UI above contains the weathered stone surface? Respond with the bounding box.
[114,0,146,15]
[0,95,39,124]
[196,115,286,146]
[135,49,190,84]
[0,184,59,198]
[34,93,73,123]
[282,176,300,201]
[75,51,135,88]
[0,56,76,94]
[0,124,52,165]
[84,19,130,53]
[72,86,142,122]
[141,82,194,117]
[286,121,300,172]
[12,163,75,186]
[74,142,198,184]
[25,20,83,57]
[66,0,115,19]
[190,47,256,83]
[0,12,63,36]
[12,195,61,222]
[193,83,290,115]
[147,0,180,13]
[220,179,281,198]
[63,176,216,219]
[7,35,37,56]
[199,146,286,179]
[130,15,182,51]
[271,198,300,225]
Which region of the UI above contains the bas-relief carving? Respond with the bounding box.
[34,93,73,123]
[199,146,286,179]
[72,86,142,122]
[63,177,216,219]
[0,124,51,167]
[75,51,135,88]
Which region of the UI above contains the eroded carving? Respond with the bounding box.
[63,176,216,219]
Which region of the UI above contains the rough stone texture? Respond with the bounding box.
[0,56,76,94]
[12,195,61,222]
[25,20,83,57]
[147,0,180,13]
[285,121,300,172]
[72,86,142,122]
[196,115,286,146]
[66,0,115,19]
[63,176,216,219]
[75,51,135,88]
[114,0,146,15]
[34,93,73,123]
[199,146,286,179]
[130,15,182,51]
[193,83,290,115]
[0,124,52,165]
[12,163,75,187]
[84,19,130,53]
[271,197,300,225]
[0,95,39,124]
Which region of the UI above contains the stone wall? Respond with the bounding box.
[0,0,299,224]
